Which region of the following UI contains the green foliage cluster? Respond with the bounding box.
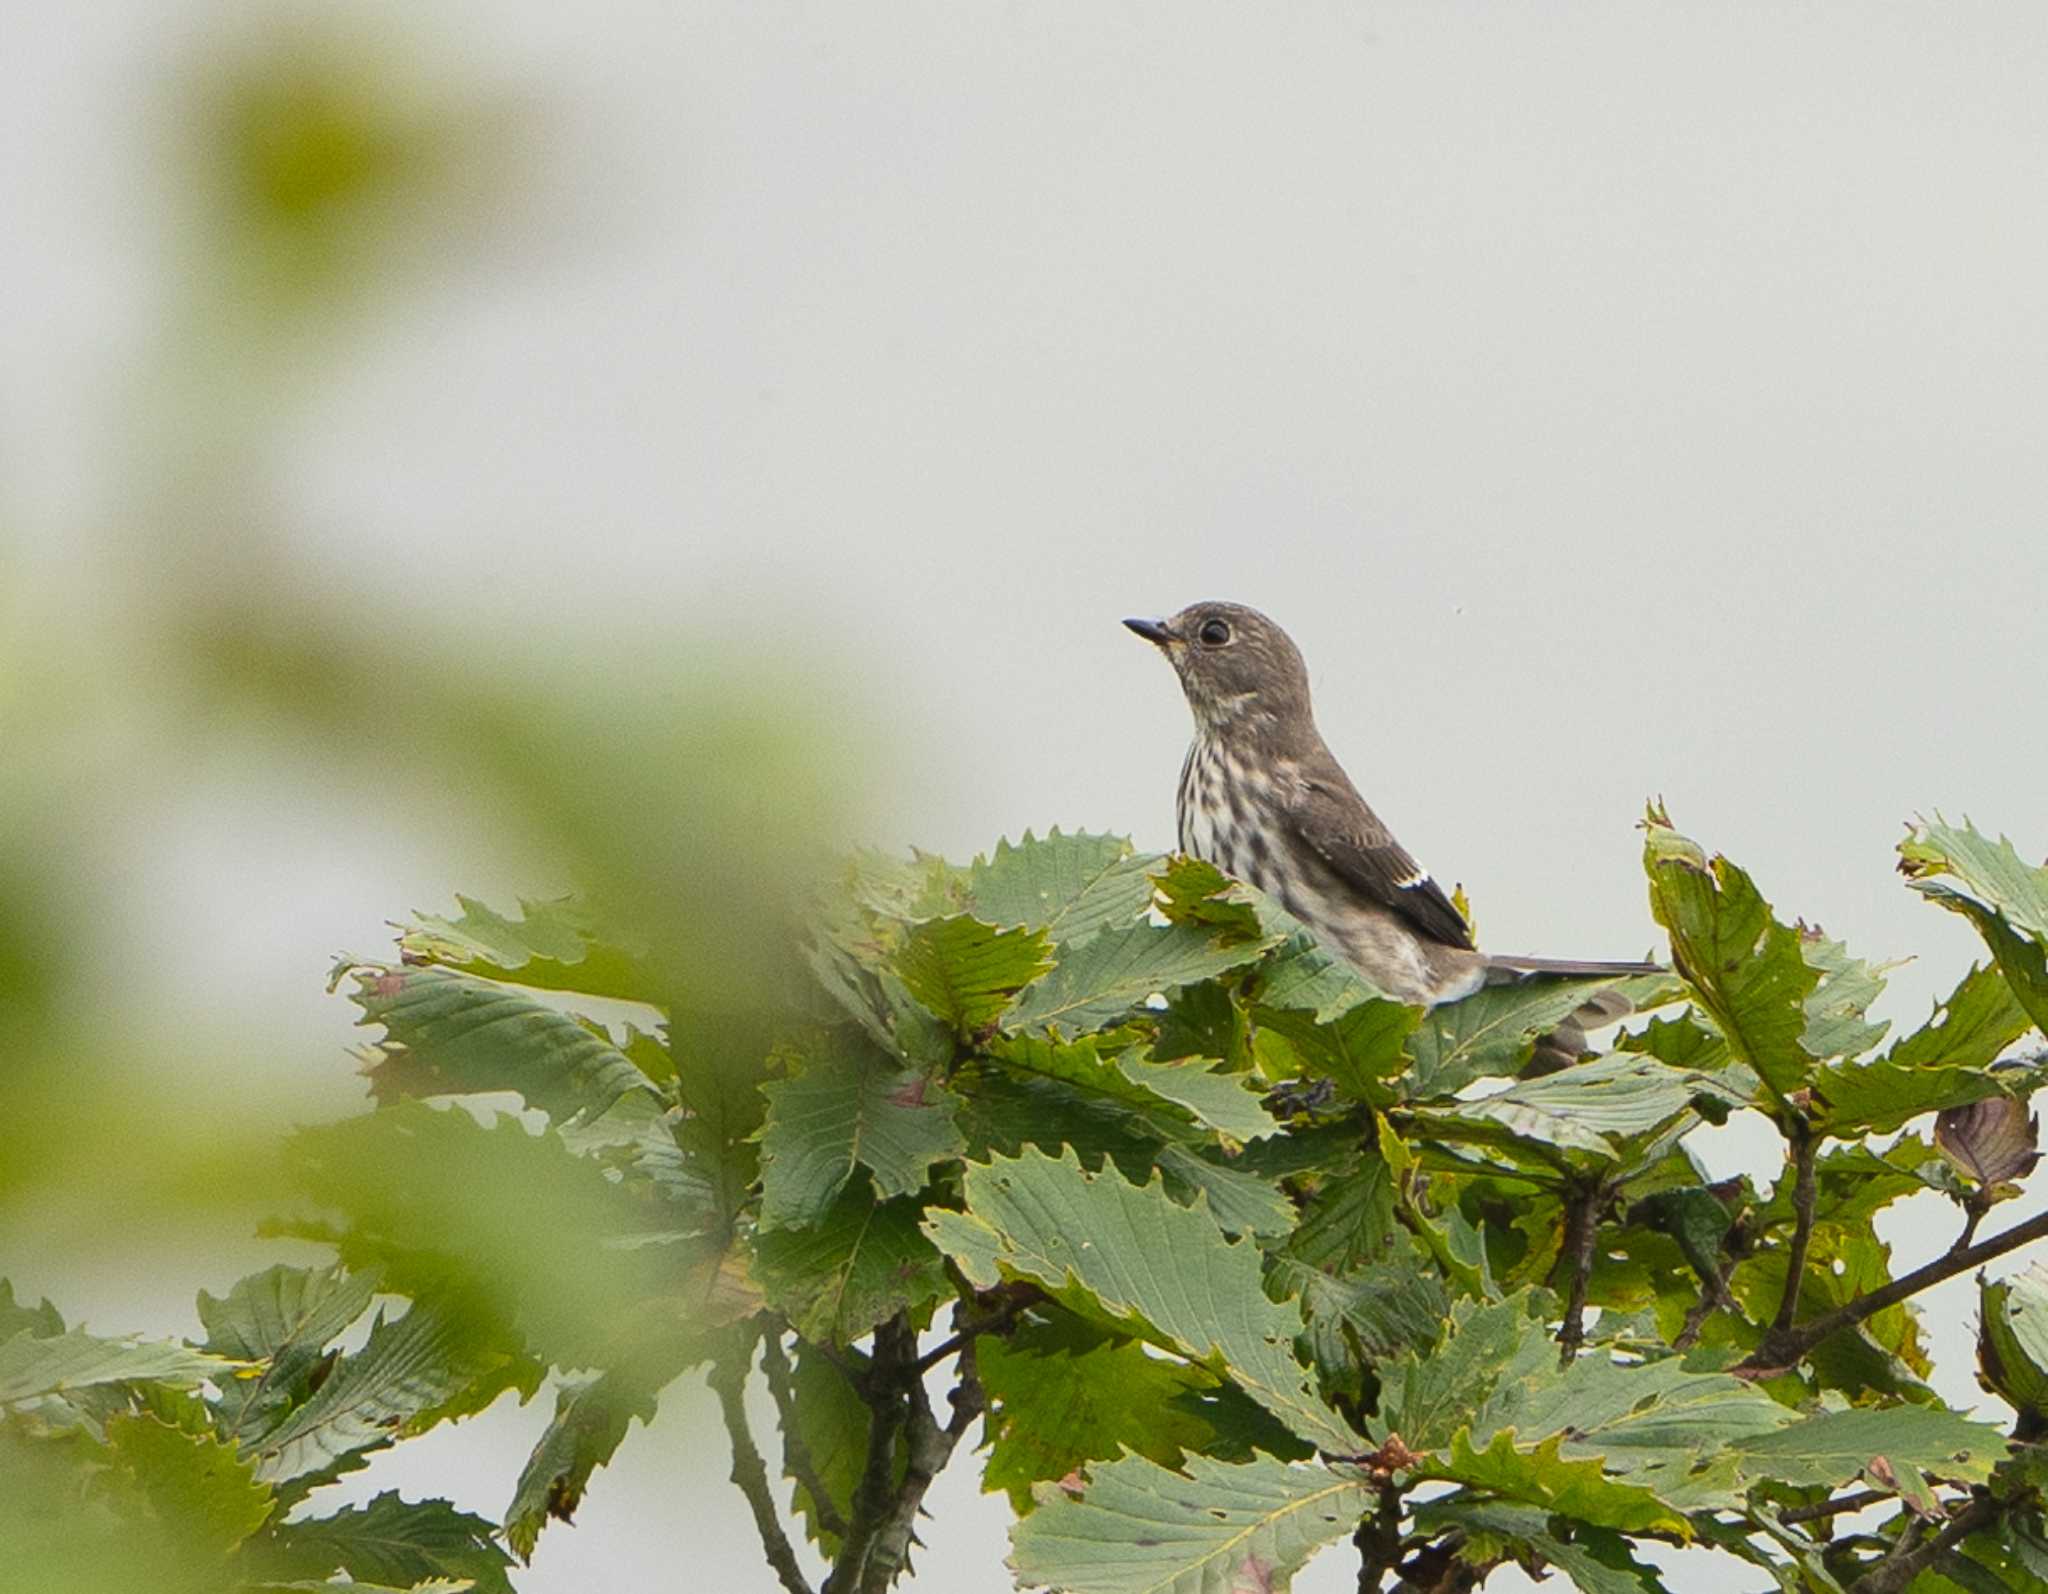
[11,812,2048,1593]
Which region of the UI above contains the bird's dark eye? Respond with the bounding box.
[1198,618,1231,646]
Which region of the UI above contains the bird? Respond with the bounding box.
[1124,601,1656,1055]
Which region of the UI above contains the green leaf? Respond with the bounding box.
[1886,963,2038,1075]
[246,1301,497,1484]
[1251,1001,1417,1106]
[1414,1498,1665,1594]
[1366,1296,1539,1454]
[504,1369,661,1561]
[1005,921,1273,1038]
[757,1030,964,1227]
[1153,1146,1298,1239]
[753,1187,947,1346]
[1407,975,1673,1099]
[1425,1428,1688,1535]
[102,1410,275,1556]
[1979,1264,2048,1421]
[1435,1052,1748,1161]
[347,965,660,1126]
[1284,1152,1400,1274]
[1115,1051,1278,1140]
[1150,854,1269,944]
[892,914,1055,1033]
[199,1264,379,1440]
[1008,1451,1371,1594]
[978,1319,1220,1512]
[0,1281,63,1341]
[0,1327,234,1405]
[776,1342,870,1552]
[1799,932,1892,1062]
[1643,808,1819,1100]
[259,1492,514,1594]
[964,830,1159,943]
[1901,818,2048,1028]
[396,894,659,1003]
[1728,1405,2006,1490]
[1254,927,1395,1021]
[1269,1248,1449,1388]
[923,1146,1361,1452]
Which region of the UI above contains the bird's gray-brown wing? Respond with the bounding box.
[1284,773,1476,951]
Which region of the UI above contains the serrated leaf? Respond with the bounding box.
[1269,1248,1448,1388]
[1150,854,1268,944]
[1251,1000,1416,1106]
[922,1146,1360,1452]
[1980,1264,2048,1421]
[1901,818,2048,1029]
[1728,1405,2006,1489]
[348,965,660,1126]
[0,1327,235,1405]
[753,1187,947,1346]
[893,915,1055,1033]
[259,1492,513,1594]
[1414,1499,1665,1594]
[978,1321,1219,1512]
[1008,1451,1370,1594]
[777,1342,870,1552]
[1799,932,1892,1062]
[396,894,659,1002]
[1153,1146,1298,1239]
[1366,1296,1538,1454]
[1284,1153,1399,1274]
[1437,1052,1746,1160]
[964,830,1158,943]
[0,1281,63,1341]
[247,1301,497,1484]
[1407,975,1672,1099]
[1116,1052,1278,1140]
[199,1264,379,1440]
[1254,929,1395,1021]
[757,1031,964,1227]
[1426,1428,1688,1535]
[102,1410,275,1555]
[503,1368,662,1561]
[1005,921,1273,1038]
[1643,809,1819,1100]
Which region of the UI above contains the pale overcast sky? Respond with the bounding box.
[7,5,2048,1591]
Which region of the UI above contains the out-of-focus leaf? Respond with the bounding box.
[101,1409,275,1556]
[256,1491,513,1594]
[1005,921,1273,1038]
[199,1263,379,1440]
[503,1368,663,1562]
[963,831,1158,943]
[752,1187,946,1346]
[397,895,660,1004]
[892,914,1054,1034]
[1937,1095,2041,1191]
[0,1328,235,1406]
[0,1282,63,1341]
[344,965,660,1127]
[1643,808,1819,1101]
[757,1030,963,1228]
[245,1300,497,1483]
[1008,1451,1371,1594]
[924,1146,1360,1452]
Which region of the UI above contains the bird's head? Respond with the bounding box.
[1123,601,1313,732]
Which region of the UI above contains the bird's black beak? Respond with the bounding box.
[1123,617,1175,647]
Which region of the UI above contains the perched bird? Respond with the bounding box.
[1125,601,1655,1042]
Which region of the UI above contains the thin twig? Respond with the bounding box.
[1847,1494,2001,1594]
[910,1283,1043,1376]
[1762,1128,1821,1357]
[1556,1183,1605,1364]
[1778,1488,1889,1526]
[760,1328,848,1543]
[1674,1261,1737,1352]
[1743,1205,2048,1373]
[710,1341,817,1594]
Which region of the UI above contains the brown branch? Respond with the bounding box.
[1674,1260,1737,1352]
[910,1282,1044,1376]
[1847,1494,2001,1594]
[1555,1182,1605,1364]
[823,1318,914,1594]
[857,1340,988,1594]
[710,1342,817,1594]
[760,1328,848,1544]
[1759,1128,1820,1361]
[1778,1488,1889,1526]
[1744,1205,2048,1373]
[1353,1483,1403,1592]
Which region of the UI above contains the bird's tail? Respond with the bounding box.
[1484,954,1663,979]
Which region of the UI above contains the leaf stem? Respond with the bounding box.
[710,1338,817,1594]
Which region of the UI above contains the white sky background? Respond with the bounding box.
[6,4,2048,1591]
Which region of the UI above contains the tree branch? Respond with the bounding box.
[1674,1260,1737,1352]
[710,1342,817,1594]
[1847,1493,2001,1594]
[824,1318,914,1594]
[1778,1488,1889,1526]
[910,1282,1043,1376]
[1555,1182,1605,1364]
[1744,1204,2048,1373]
[1759,1128,1820,1361]
[760,1327,848,1544]
[857,1340,988,1594]
[1353,1483,1403,1593]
